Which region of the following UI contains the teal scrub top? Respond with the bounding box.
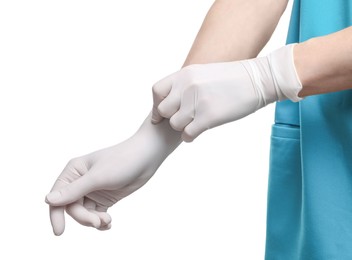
[265,0,352,259]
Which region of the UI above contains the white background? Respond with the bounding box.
[0,1,292,259]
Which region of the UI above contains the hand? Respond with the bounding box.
[152,44,302,142]
[45,115,181,235]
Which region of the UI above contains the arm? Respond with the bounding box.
[183,0,288,66]
[46,115,181,235]
[46,0,288,235]
[152,24,352,142]
[295,26,352,97]
[152,0,289,122]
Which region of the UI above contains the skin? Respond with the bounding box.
[152,7,352,138]
[295,26,352,97]
[46,0,288,235]
[183,0,288,66]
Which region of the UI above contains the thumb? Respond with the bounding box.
[45,175,95,206]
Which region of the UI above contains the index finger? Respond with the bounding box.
[151,75,173,124]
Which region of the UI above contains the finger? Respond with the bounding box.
[169,86,197,131]
[84,198,112,227]
[49,158,89,192]
[46,165,77,198]
[49,205,65,236]
[66,199,101,229]
[46,174,96,206]
[152,76,173,123]
[83,197,96,210]
[98,223,112,231]
[157,87,182,119]
[93,211,112,227]
[47,178,68,235]
[153,73,182,119]
[182,119,207,143]
[45,159,86,204]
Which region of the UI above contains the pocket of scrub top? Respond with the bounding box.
[269,123,301,183]
[265,124,302,260]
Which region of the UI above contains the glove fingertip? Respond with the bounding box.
[151,107,164,124]
[151,115,163,124]
[92,216,102,229]
[183,124,203,142]
[50,205,65,236]
[45,191,62,205]
[53,225,65,236]
[181,132,195,143]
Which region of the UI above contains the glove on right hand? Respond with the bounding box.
[152,44,302,142]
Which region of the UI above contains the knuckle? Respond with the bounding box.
[152,83,161,96]
[67,157,80,167]
[183,122,206,142]
[170,117,184,132]
[157,104,168,118]
[182,131,195,143]
[65,157,89,177]
[152,74,174,97]
[183,128,196,142]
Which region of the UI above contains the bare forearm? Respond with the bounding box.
[147,0,288,146]
[183,0,288,66]
[295,26,352,97]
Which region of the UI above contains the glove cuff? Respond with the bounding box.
[268,44,303,102]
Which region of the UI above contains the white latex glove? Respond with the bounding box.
[45,114,181,235]
[152,44,302,142]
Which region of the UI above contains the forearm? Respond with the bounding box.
[134,113,182,158]
[148,0,288,144]
[295,26,352,97]
[183,0,288,66]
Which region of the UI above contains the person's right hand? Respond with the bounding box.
[45,115,181,235]
[151,44,303,142]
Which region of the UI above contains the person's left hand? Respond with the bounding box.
[45,115,180,235]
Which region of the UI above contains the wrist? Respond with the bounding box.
[134,113,182,157]
[268,44,303,102]
[293,39,324,97]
